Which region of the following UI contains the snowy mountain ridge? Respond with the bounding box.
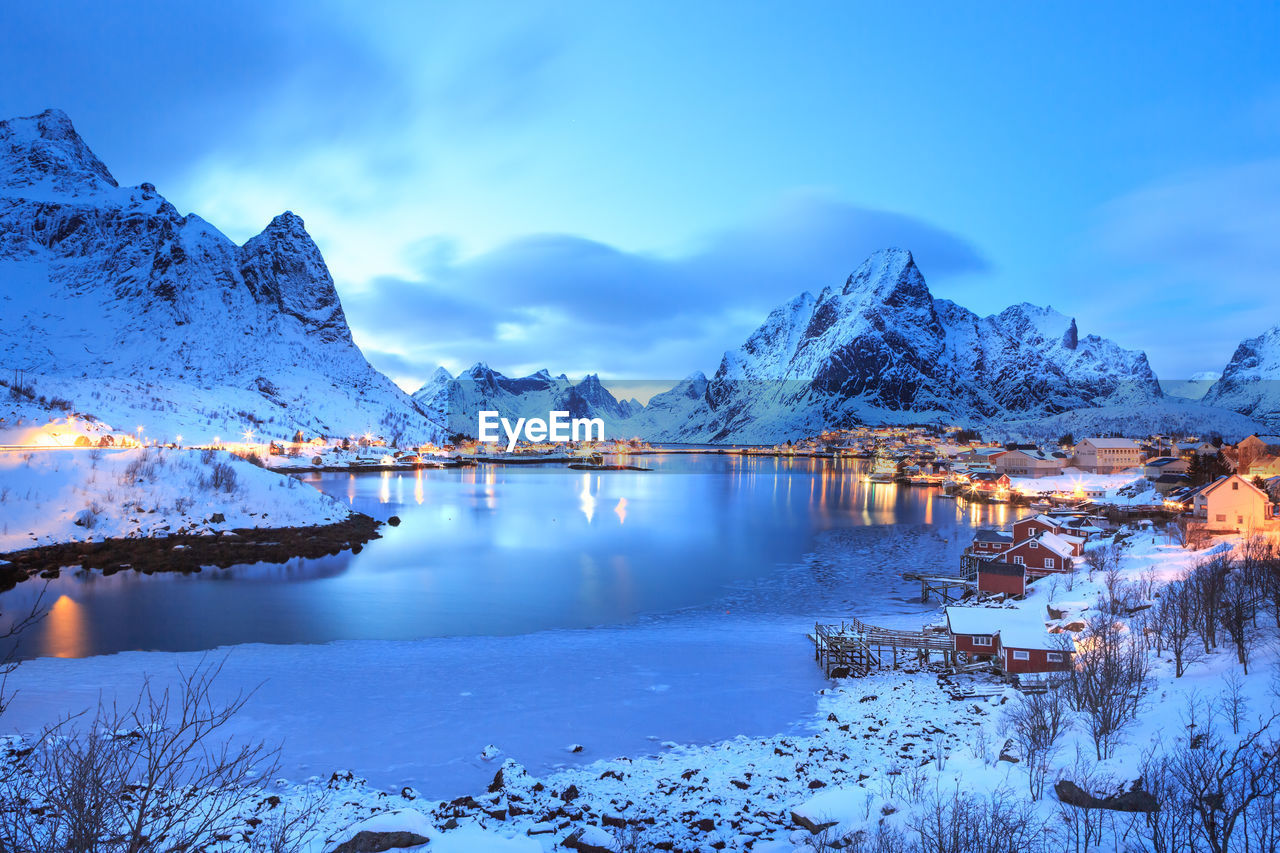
[0,109,444,445]
[1203,326,1280,425]
[418,249,1265,444]
[414,364,642,439]
[631,248,1174,442]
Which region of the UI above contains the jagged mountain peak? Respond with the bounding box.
[0,108,119,195]
[1203,325,1280,424]
[239,210,348,342]
[0,108,442,444]
[840,247,926,304]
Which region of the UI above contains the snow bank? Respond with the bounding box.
[0,447,348,552]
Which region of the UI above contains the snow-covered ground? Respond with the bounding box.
[0,447,348,552]
[2,523,1275,851]
[1010,467,1165,506]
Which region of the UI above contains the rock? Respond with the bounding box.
[327,830,430,853]
[791,811,837,833]
[210,513,225,523]
[563,825,615,853]
[388,516,401,526]
[327,809,434,853]
[1055,780,1159,813]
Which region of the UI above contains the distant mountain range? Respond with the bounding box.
[5,108,1278,447]
[417,249,1270,443]
[0,109,444,444]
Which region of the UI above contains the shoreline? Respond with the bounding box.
[0,513,383,591]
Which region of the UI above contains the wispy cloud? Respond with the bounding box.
[1088,158,1280,377]
[342,193,989,390]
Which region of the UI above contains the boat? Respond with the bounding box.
[867,455,898,483]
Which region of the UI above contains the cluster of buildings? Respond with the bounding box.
[964,511,1102,597]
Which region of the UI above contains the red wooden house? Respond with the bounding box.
[944,606,1073,674]
[970,529,1014,558]
[974,560,1026,596]
[1001,530,1076,577]
[995,623,1073,675]
[944,607,1003,660]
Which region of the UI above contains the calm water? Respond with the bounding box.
[0,454,1016,660]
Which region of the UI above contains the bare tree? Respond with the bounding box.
[1218,572,1257,674]
[1154,578,1204,677]
[1083,541,1122,583]
[907,785,1048,853]
[1066,611,1150,759]
[1167,708,1280,853]
[1188,556,1227,654]
[0,658,283,852]
[1003,687,1070,799]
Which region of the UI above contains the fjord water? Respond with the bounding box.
[0,454,1011,660]
[0,454,1017,794]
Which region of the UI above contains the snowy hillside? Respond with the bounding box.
[414,364,642,439]
[0,447,348,553]
[633,249,1176,443]
[0,109,444,446]
[1203,326,1280,425]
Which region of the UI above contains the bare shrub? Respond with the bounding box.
[1003,686,1069,799]
[0,659,280,853]
[907,785,1047,853]
[200,460,238,494]
[1065,611,1150,759]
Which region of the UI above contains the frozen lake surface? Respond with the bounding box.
[0,455,1012,795]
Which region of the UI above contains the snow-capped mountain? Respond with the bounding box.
[1203,327,1280,425]
[415,364,642,439]
[0,109,443,445]
[1162,371,1221,401]
[635,249,1169,443]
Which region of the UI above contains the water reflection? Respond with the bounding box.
[0,456,1016,660]
[45,594,87,659]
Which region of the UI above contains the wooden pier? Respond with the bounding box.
[812,617,955,677]
[902,571,974,604]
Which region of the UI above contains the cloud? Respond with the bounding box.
[342,193,988,391]
[1087,158,1280,377]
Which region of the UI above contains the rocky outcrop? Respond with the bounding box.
[1204,326,1280,425]
[0,108,442,444]
[636,248,1164,443]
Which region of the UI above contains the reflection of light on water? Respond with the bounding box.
[46,594,87,659]
[379,472,391,504]
[614,497,628,524]
[346,473,356,505]
[580,473,596,523]
[414,471,424,505]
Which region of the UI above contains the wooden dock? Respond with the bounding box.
[902,571,974,604]
[811,617,955,677]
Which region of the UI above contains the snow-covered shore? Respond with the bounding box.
[2,526,1276,851]
[0,447,349,554]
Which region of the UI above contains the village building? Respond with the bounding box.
[1142,456,1189,478]
[966,471,1011,494]
[973,560,1026,597]
[995,449,1066,479]
[1235,434,1280,458]
[1071,437,1144,473]
[1001,530,1077,576]
[970,528,1014,557]
[943,606,1071,674]
[995,623,1073,675]
[1184,474,1279,535]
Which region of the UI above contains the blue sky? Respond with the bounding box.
[3,2,1279,393]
